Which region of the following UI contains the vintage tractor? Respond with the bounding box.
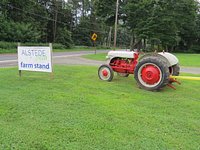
[98,50,180,91]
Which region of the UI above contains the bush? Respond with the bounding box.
[0,41,17,49]
[0,21,41,42]
[189,45,200,53]
[22,43,67,49]
[55,28,73,48]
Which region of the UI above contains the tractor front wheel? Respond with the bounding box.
[134,57,170,91]
[98,64,114,81]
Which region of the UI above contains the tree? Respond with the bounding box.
[55,27,73,48]
[125,0,199,52]
[0,20,40,42]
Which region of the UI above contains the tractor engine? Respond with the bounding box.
[108,51,139,74]
[110,58,134,73]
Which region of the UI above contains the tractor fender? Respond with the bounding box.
[158,52,179,67]
[139,52,178,67]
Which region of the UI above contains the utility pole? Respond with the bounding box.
[114,0,119,49]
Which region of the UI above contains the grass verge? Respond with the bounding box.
[174,53,200,67]
[0,66,199,149]
[83,53,107,61]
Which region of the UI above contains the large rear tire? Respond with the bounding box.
[134,57,170,91]
[98,64,114,82]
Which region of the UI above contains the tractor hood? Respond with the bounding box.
[106,51,136,59]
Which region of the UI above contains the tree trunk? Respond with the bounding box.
[82,0,85,17]
[53,0,58,42]
[108,27,112,47]
[130,35,135,51]
[143,38,146,50]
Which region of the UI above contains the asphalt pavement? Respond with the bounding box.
[0,50,200,74]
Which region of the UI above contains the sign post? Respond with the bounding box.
[49,43,54,79]
[18,43,22,77]
[91,33,97,54]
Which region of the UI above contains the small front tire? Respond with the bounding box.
[98,64,114,81]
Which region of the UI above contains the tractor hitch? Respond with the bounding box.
[168,75,200,90]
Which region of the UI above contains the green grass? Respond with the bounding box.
[83,53,107,61]
[174,53,200,67]
[83,53,200,67]
[0,66,199,149]
[0,48,17,53]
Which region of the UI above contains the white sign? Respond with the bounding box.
[18,46,53,72]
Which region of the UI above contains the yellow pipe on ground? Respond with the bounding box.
[170,75,200,81]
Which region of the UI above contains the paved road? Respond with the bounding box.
[0,51,200,74]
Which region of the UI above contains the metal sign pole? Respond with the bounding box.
[93,41,96,55]
[49,43,54,79]
[18,42,22,77]
[91,33,97,54]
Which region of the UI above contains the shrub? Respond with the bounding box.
[55,28,73,48]
[189,44,200,53]
[0,41,17,49]
[0,21,41,42]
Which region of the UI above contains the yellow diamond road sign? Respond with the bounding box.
[91,33,97,41]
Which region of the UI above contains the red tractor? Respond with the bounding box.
[98,51,180,91]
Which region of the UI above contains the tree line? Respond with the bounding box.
[0,0,200,52]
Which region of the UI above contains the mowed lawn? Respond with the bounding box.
[174,53,200,67]
[83,53,200,67]
[0,66,199,149]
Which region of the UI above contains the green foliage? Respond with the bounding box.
[55,28,73,48]
[189,45,200,53]
[0,0,200,51]
[117,28,131,48]
[73,17,104,46]
[0,20,40,42]
[125,0,199,52]
[0,41,17,50]
[94,0,116,25]
[0,66,199,149]
[0,0,73,46]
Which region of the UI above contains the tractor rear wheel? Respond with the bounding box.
[98,64,114,81]
[134,57,170,91]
